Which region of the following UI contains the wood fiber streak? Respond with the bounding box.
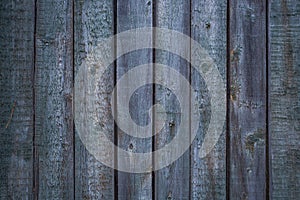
[35,0,74,198]
[190,0,227,199]
[0,0,35,199]
[154,0,190,199]
[74,0,115,199]
[270,0,300,199]
[116,0,153,199]
[229,0,267,199]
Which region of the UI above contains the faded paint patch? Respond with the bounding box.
[245,129,265,153]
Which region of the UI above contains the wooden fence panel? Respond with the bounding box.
[190,0,227,199]
[0,0,300,199]
[229,0,267,199]
[0,0,35,199]
[35,0,74,198]
[74,0,115,199]
[154,0,191,199]
[116,0,153,199]
[270,0,300,199]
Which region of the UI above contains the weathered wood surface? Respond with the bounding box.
[229,0,267,199]
[190,0,227,199]
[154,0,191,199]
[270,0,300,199]
[116,0,153,199]
[0,0,35,199]
[74,0,115,199]
[35,0,74,199]
[0,0,300,199]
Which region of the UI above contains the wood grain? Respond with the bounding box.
[1,1,300,199]
[74,0,115,199]
[270,0,300,199]
[0,0,35,199]
[229,0,267,199]
[35,0,74,198]
[154,0,191,199]
[190,0,227,199]
[116,0,153,199]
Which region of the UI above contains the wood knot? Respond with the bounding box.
[169,120,175,127]
[205,22,211,29]
[129,143,134,150]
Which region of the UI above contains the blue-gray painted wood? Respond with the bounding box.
[116,0,153,199]
[74,0,115,199]
[0,0,35,199]
[270,0,300,199]
[35,0,74,198]
[190,0,227,199]
[229,0,267,199]
[154,0,191,199]
[0,1,299,199]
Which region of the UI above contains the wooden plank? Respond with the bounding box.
[0,0,35,199]
[116,0,153,199]
[74,0,115,199]
[35,0,74,198]
[229,0,267,199]
[190,0,227,199]
[270,0,300,199]
[154,0,190,199]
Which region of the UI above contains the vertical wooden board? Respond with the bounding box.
[0,0,34,199]
[35,0,74,198]
[154,0,190,199]
[190,0,227,199]
[116,0,153,199]
[74,0,115,199]
[229,0,267,199]
[270,0,300,199]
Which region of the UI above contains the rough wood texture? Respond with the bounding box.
[270,0,300,199]
[0,0,35,199]
[116,0,153,199]
[74,0,115,199]
[154,0,190,199]
[35,0,74,198]
[2,0,300,199]
[229,0,267,199]
[190,0,227,199]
